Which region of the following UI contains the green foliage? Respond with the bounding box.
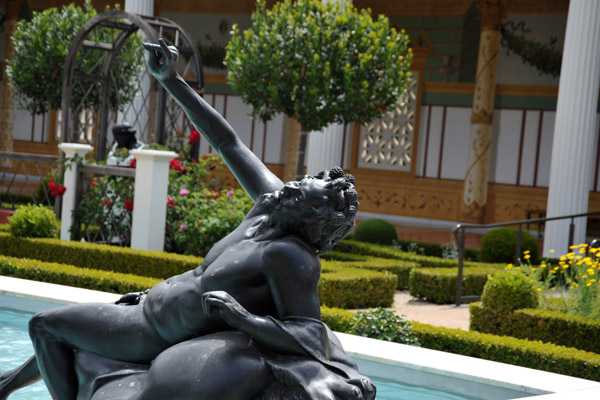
[0,232,202,279]
[7,0,144,114]
[481,270,539,313]
[408,265,504,304]
[8,205,58,238]
[0,255,159,294]
[0,232,393,309]
[501,23,561,78]
[480,228,539,265]
[166,186,253,257]
[225,0,412,131]
[413,321,600,382]
[347,307,420,346]
[320,306,355,332]
[470,303,600,354]
[353,219,397,246]
[319,264,396,308]
[164,152,252,256]
[322,257,417,290]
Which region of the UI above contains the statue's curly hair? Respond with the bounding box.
[297,167,359,254]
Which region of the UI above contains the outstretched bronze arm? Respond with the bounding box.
[144,39,283,201]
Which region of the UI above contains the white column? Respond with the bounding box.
[122,0,154,142]
[544,0,600,256]
[58,143,94,241]
[305,125,345,175]
[130,149,177,252]
[305,0,350,175]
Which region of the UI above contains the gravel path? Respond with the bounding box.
[391,291,471,330]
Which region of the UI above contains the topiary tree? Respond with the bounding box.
[353,218,397,246]
[480,227,539,265]
[6,0,144,115]
[225,0,412,179]
[481,270,539,314]
[8,204,59,238]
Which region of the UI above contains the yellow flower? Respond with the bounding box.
[536,288,542,292]
[507,263,513,270]
[579,248,586,253]
[587,282,593,287]
[550,249,555,253]
[570,245,578,249]
[587,268,595,275]
[523,250,531,255]
[532,268,537,272]
[541,263,547,268]
[524,254,531,260]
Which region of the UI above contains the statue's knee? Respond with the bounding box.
[28,311,52,339]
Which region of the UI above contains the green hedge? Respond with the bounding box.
[409,266,504,304]
[321,306,600,382]
[0,232,203,279]
[412,322,600,382]
[470,302,600,354]
[334,240,493,269]
[320,264,396,308]
[321,305,355,332]
[322,257,417,289]
[0,254,394,309]
[0,256,159,294]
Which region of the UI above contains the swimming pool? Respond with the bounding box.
[2,276,600,400]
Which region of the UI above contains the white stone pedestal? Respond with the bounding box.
[130,149,178,252]
[58,143,94,241]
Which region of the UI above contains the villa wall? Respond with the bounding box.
[7,0,594,227]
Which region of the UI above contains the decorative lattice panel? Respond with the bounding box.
[357,71,418,172]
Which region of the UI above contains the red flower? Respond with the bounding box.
[170,159,182,172]
[167,196,175,208]
[129,158,137,169]
[202,153,207,160]
[90,179,96,188]
[191,158,197,164]
[124,200,134,211]
[102,198,113,207]
[48,178,66,197]
[189,129,201,145]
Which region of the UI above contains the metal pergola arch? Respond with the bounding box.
[60,10,204,161]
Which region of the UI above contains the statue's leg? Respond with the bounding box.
[0,355,41,399]
[28,302,166,400]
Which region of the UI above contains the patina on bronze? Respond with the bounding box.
[0,39,373,400]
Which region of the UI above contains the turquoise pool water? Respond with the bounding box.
[0,307,475,399]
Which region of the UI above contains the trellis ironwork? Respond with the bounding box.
[61,10,204,161]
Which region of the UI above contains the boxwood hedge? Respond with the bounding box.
[470,302,600,354]
[409,265,504,304]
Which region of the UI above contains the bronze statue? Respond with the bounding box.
[0,39,374,400]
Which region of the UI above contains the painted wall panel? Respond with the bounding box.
[415,105,429,176]
[225,95,253,150]
[519,110,542,186]
[263,114,284,164]
[491,109,522,185]
[536,111,556,187]
[424,106,444,178]
[13,110,47,143]
[439,107,470,180]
